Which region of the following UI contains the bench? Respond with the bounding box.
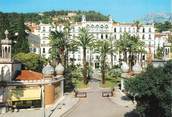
[74,89,87,98]
[102,88,115,97]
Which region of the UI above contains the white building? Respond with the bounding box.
[31,15,167,68]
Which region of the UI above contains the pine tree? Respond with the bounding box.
[0,12,10,39]
[13,14,29,54]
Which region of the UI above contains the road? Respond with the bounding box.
[63,79,134,117]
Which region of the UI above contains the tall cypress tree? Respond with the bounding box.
[13,14,29,54]
[0,13,10,57]
[0,12,10,39]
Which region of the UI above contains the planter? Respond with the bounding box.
[133,62,142,74]
[121,62,129,73]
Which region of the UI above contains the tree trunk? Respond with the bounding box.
[83,48,87,84]
[101,55,106,84]
[65,48,69,68]
[111,52,113,68]
[61,51,65,66]
[129,51,132,71]
[72,50,75,66]
[124,50,127,62]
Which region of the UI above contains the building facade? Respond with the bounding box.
[30,15,169,68]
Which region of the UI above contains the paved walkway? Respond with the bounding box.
[62,78,136,117]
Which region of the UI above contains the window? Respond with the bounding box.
[120,27,122,32]
[149,42,151,46]
[128,28,131,33]
[101,25,103,28]
[33,48,36,52]
[149,28,151,32]
[149,34,151,39]
[142,34,145,39]
[105,34,108,39]
[96,55,99,59]
[124,27,126,32]
[142,55,145,60]
[96,25,99,28]
[43,48,45,53]
[133,28,135,33]
[114,28,116,32]
[43,27,45,32]
[87,50,89,54]
[101,34,103,39]
[143,28,145,33]
[114,55,116,61]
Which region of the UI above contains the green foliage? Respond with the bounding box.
[115,33,145,69]
[71,65,88,89]
[74,28,95,49]
[108,66,122,78]
[0,13,29,55]
[14,53,46,72]
[155,21,172,32]
[1,10,108,24]
[115,33,145,54]
[49,31,66,62]
[155,45,164,59]
[125,61,172,117]
[0,12,10,39]
[73,10,109,22]
[13,14,29,54]
[94,40,115,84]
[73,28,94,84]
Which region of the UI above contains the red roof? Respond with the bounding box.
[16,70,43,81]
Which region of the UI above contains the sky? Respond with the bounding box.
[0,0,171,22]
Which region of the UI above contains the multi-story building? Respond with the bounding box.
[31,15,167,68]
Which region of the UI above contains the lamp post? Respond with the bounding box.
[41,78,46,117]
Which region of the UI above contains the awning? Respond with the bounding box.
[10,88,41,101]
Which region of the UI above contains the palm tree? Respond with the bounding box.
[134,21,145,64]
[109,34,115,68]
[134,20,142,33]
[73,28,94,84]
[49,31,66,65]
[68,41,78,65]
[115,33,145,70]
[128,35,145,69]
[95,40,114,84]
[53,17,71,68]
[115,33,130,63]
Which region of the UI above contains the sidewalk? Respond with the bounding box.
[109,88,136,109]
[0,93,79,117]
